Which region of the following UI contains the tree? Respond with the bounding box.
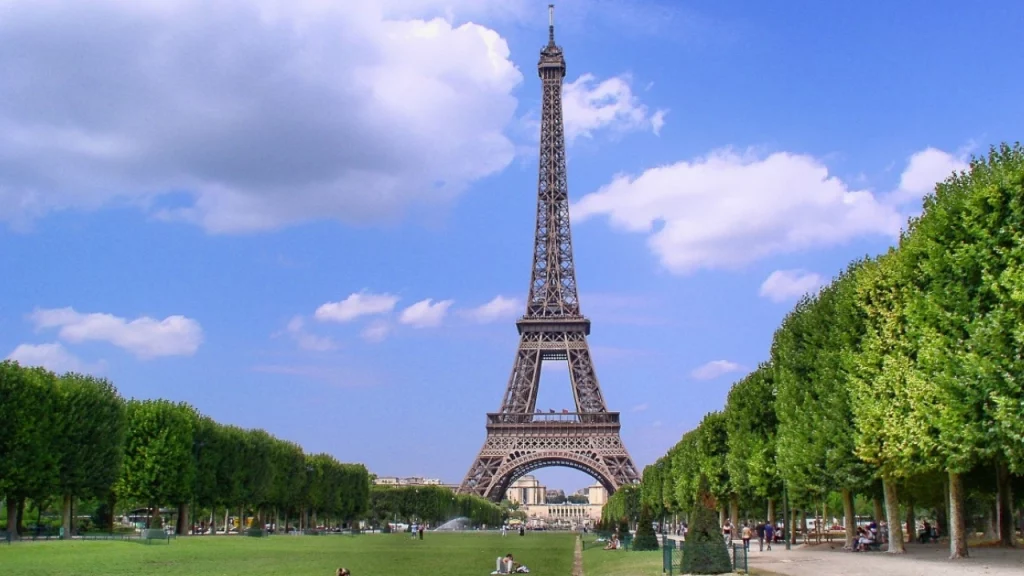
[724,364,781,523]
[695,412,733,526]
[53,373,126,537]
[632,503,659,550]
[118,399,197,527]
[901,143,1024,555]
[681,477,731,575]
[774,265,873,550]
[0,362,59,538]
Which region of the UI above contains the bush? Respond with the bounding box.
[681,479,731,575]
[632,504,659,551]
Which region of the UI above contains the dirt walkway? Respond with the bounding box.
[572,536,584,576]
[747,542,1024,576]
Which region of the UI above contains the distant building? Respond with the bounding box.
[504,477,608,527]
[373,476,445,487]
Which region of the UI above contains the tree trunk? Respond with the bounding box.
[905,497,915,545]
[719,507,727,533]
[949,471,968,559]
[5,497,18,539]
[62,494,73,539]
[790,508,798,544]
[842,489,856,550]
[108,493,117,532]
[177,503,189,536]
[942,475,951,538]
[882,477,905,553]
[224,508,230,534]
[996,461,1015,547]
[872,498,884,525]
[767,498,775,525]
[983,501,998,541]
[729,495,739,535]
[16,497,26,534]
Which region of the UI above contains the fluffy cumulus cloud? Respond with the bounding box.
[6,342,104,374]
[562,74,668,143]
[462,295,521,323]
[690,360,742,381]
[759,269,825,303]
[315,292,399,323]
[892,147,969,204]
[0,0,525,232]
[29,307,203,358]
[572,147,964,274]
[399,298,454,328]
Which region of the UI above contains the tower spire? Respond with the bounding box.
[548,4,555,46]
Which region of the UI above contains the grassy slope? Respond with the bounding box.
[0,532,574,576]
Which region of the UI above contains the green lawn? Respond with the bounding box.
[0,532,574,576]
[581,538,663,576]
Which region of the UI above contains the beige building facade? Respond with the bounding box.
[505,476,608,527]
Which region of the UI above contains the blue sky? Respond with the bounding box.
[2,0,1022,492]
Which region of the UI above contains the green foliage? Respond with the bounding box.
[631,503,659,550]
[695,412,731,504]
[681,478,731,574]
[54,373,126,501]
[724,364,780,503]
[904,143,1024,474]
[773,264,872,504]
[0,362,60,506]
[368,485,502,527]
[640,461,665,518]
[600,484,640,525]
[118,399,197,508]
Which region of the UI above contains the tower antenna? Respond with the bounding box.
[548,4,555,45]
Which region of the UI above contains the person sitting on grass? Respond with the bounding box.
[603,533,620,550]
[336,568,350,576]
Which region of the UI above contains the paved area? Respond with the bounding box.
[746,542,1024,576]
[662,535,1023,576]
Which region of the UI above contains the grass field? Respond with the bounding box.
[581,539,663,576]
[0,531,574,576]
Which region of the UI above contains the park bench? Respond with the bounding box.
[141,528,171,544]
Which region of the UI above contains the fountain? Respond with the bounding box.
[433,516,472,531]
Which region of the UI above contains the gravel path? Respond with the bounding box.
[746,542,1024,576]
[572,536,584,576]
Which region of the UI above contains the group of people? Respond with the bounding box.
[492,553,529,574]
[722,520,777,551]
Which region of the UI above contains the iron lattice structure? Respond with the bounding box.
[458,7,640,501]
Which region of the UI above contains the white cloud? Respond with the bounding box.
[891,147,969,204]
[651,420,663,428]
[315,292,399,323]
[462,295,521,323]
[361,320,391,343]
[6,342,104,374]
[284,316,337,351]
[399,298,454,328]
[562,73,667,144]
[29,307,202,359]
[573,147,963,274]
[759,269,824,303]
[631,403,649,413]
[0,0,525,232]
[690,360,742,381]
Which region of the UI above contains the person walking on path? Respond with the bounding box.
[756,522,765,551]
[741,523,752,551]
[763,522,774,551]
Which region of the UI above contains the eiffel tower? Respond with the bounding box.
[458,5,640,501]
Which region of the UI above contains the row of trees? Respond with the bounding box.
[0,360,370,538]
[630,143,1024,560]
[367,485,504,528]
